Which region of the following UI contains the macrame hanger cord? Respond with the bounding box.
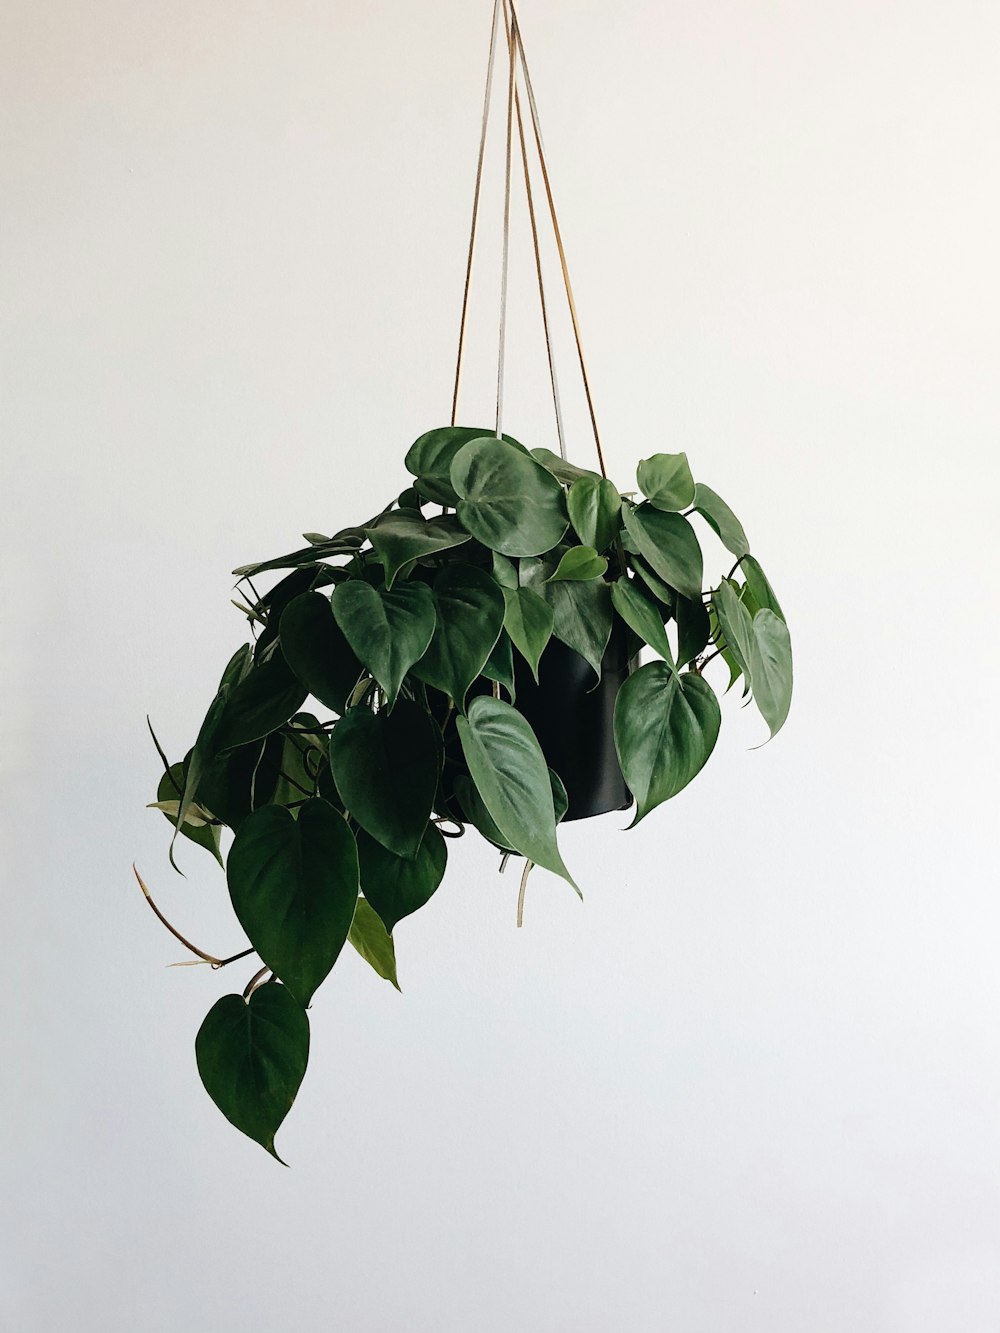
[509,0,608,478]
[450,0,501,430]
[502,0,567,460]
[495,0,517,438]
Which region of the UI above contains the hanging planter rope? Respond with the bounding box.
[138,0,794,1163]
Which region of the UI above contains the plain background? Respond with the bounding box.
[2,1,998,1329]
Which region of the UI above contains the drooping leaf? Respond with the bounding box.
[364,512,470,590]
[748,609,793,738]
[456,696,576,890]
[567,475,622,552]
[610,579,675,667]
[232,535,366,578]
[173,683,232,864]
[547,546,608,582]
[676,595,711,666]
[155,764,223,866]
[279,592,363,714]
[215,649,308,751]
[491,552,518,588]
[712,579,754,678]
[480,631,516,701]
[502,586,554,682]
[614,664,721,825]
[331,579,435,707]
[356,824,447,933]
[637,452,695,511]
[227,800,360,1008]
[629,555,676,608]
[622,505,703,601]
[455,767,568,852]
[522,559,613,682]
[348,898,401,989]
[195,984,309,1163]
[328,702,439,858]
[411,564,505,707]
[741,555,785,623]
[196,734,281,831]
[451,437,569,557]
[529,448,602,485]
[693,484,750,558]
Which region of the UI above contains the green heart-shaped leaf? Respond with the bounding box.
[356,824,447,933]
[481,631,516,702]
[637,452,695,511]
[502,586,554,682]
[614,664,721,825]
[328,701,439,858]
[455,768,568,852]
[676,595,711,666]
[227,800,359,1007]
[522,558,613,682]
[693,484,750,558]
[331,580,435,707]
[406,426,526,481]
[547,546,608,582]
[195,984,309,1163]
[566,475,622,552]
[712,579,754,677]
[610,579,675,667]
[622,504,703,601]
[215,650,308,752]
[741,555,785,622]
[348,898,400,989]
[280,592,363,714]
[749,609,793,738]
[529,448,602,485]
[364,512,470,590]
[456,697,576,891]
[451,437,569,557]
[411,564,505,707]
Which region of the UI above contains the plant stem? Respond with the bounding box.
[133,866,255,969]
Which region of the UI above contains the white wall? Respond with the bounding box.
[3,1,998,1329]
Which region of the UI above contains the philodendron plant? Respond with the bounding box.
[142,425,792,1161]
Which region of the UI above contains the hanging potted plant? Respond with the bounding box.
[138,0,793,1163]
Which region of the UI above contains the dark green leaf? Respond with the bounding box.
[232,536,365,579]
[227,800,360,1007]
[547,546,608,582]
[502,586,554,682]
[456,767,568,852]
[328,701,439,858]
[480,631,516,701]
[614,664,721,825]
[629,555,676,608]
[456,697,576,890]
[364,512,470,590]
[529,448,602,485]
[566,475,622,552]
[269,716,325,807]
[676,595,711,666]
[215,650,308,752]
[279,592,363,714]
[451,437,569,557]
[693,484,750,558]
[522,560,613,682]
[195,984,308,1163]
[637,453,695,511]
[331,580,435,707]
[348,898,401,989]
[491,552,518,588]
[197,735,281,831]
[406,426,506,480]
[411,564,505,707]
[153,764,223,866]
[414,475,460,507]
[622,504,703,601]
[173,683,232,865]
[356,824,447,933]
[610,579,675,666]
[253,568,325,657]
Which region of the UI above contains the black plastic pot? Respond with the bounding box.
[511,617,633,821]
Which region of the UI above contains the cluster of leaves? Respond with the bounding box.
[147,425,792,1161]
